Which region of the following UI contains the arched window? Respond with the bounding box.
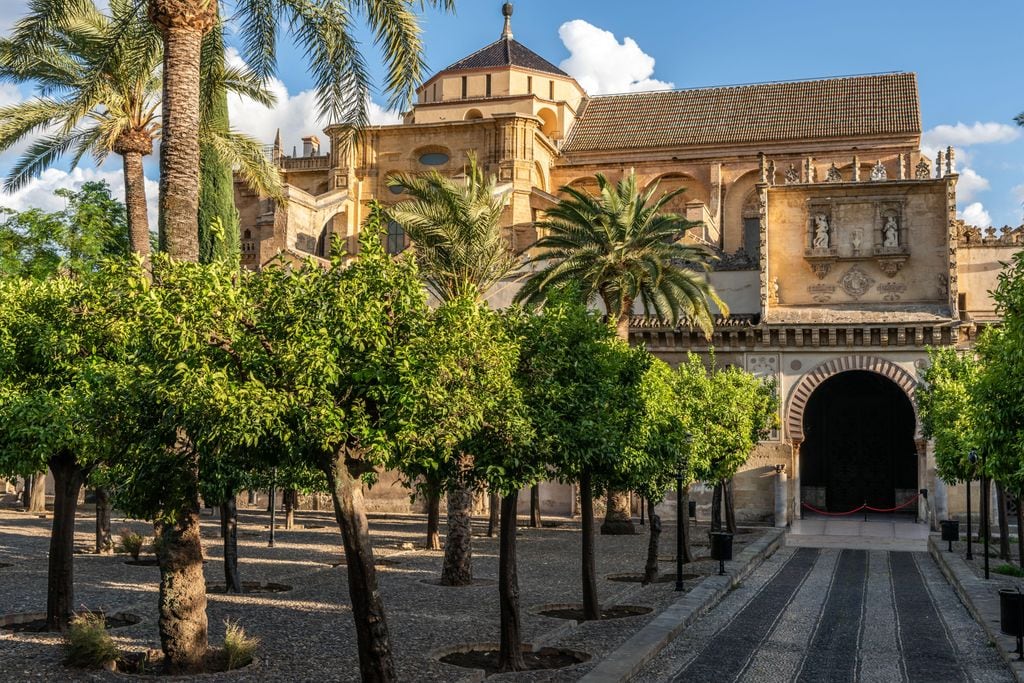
[385,221,406,255]
[464,109,483,120]
[243,229,252,239]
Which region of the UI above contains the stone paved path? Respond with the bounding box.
[636,546,1013,683]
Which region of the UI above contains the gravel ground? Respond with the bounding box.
[0,505,762,681]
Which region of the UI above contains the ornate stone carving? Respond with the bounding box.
[710,248,758,271]
[758,152,768,183]
[809,262,833,279]
[812,213,830,248]
[807,283,836,303]
[850,228,864,253]
[935,150,944,179]
[915,159,930,179]
[839,266,874,299]
[825,163,842,182]
[870,160,887,181]
[767,160,776,185]
[945,146,956,175]
[852,155,860,182]
[746,354,779,378]
[768,277,780,306]
[876,259,905,278]
[937,273,949,299]
[784,164,800,184]
[882,215,899,247]
[877,282,907,302]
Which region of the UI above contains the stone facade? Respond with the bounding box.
[233,7,1022,525]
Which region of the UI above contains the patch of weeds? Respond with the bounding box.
[117,529,148,561]
[223,619,258,670]
[993,563,1024,578]
[64,612,119,670]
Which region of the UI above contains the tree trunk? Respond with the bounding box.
[322,446,395,683]
[284,489,296,530]
[120,149,151,257]
[154,435,208,674]
[149,0,214,260]
[681,485,694,564]
[441,485,474,586]
[711,482,723,532]
[725,479,737,534]
[580,470,600,621]
[426,485,442,550]
[642,498,661,585]
[998,483,1011,560]
[486,491,499,538]
[497,491,525,672]
[95,487,113,555]
[529,484,541,528]
[21,477,29,508]
[220,494,241,594]
[1016,495,1024,569]
[601,489,635,535]
[27,471,47,513]
[46,452,86,631]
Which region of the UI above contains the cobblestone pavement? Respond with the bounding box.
[636,546,1014,683]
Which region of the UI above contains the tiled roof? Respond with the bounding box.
[438,37,568,77]
[562,73,920,153]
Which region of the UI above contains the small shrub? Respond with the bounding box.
[223,619,258,670]
[994,563,1024,578]
[64,612,119,669]
[117,530,147,561]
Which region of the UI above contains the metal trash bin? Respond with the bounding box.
[709,532,734,562]
[1000,589,1024,637]
[940,519,960,541]
[688,501,697,519]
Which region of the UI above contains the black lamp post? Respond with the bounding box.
[982,449,990,580]
[968,450,977,561]
[268,467,278,548]
[676,432,693,592]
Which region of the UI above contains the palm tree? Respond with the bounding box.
[387,153,517,302]
[516,170,726,536]
[387,156,514,580]
[0,0,281,259]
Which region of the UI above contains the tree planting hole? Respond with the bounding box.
[1,611,140,633]
[330,558,401,568]
[123,559,160,567]
[418,577,497,587]
[439,646,589,675]
[536,604,652,620]
[605,572,700,584]
[0,563,11,569]
[303,524,327,529]
[117,649,257,676]
[206,581,292,594]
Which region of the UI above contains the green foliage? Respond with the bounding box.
[222,619,258,670]
[623,358,700,501]
[994,563,1024,578]
[117,529,147,560]
[0,182,128,278]
[673,353,778,485]
[516,170,725,335]
[387,153,517,302]
[917,347,980,485]
[974,250,1024,493]
[510,292,650,489]
[64,611,120,669]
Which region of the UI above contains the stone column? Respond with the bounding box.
[774,465,788,528]
[791,439,803,521]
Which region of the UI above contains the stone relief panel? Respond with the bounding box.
[839,266,875,299]
[877,281,907,302]
[807,283,837,303]
[746,353,780,441]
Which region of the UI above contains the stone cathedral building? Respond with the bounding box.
[233,5,1023,525]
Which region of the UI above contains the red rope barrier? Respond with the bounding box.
[801,493,921,517]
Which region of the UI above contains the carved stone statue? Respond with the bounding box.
[812,214,830,248]
[826,163,842,183]
[915,158,931,179]
[784,164,800,184]
[870,160,887,181]
[768,277,780,306]
[882,215,899,247]
[851,229,863,252]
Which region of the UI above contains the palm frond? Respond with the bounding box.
[203,129,285,202]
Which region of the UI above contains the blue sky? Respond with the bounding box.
[2,0,1022,227]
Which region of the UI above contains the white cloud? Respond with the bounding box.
[0,166,159,230]
[956,167,990,203]
[557,20,673,95]
[225,47,401,155]
[922,122,1020,154]
[959,201,992,228]
[1013,184,1024,203]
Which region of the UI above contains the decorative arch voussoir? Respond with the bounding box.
[786,355,918,440]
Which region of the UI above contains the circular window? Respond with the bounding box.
[419,152,449,166]
[388,184,405,195]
